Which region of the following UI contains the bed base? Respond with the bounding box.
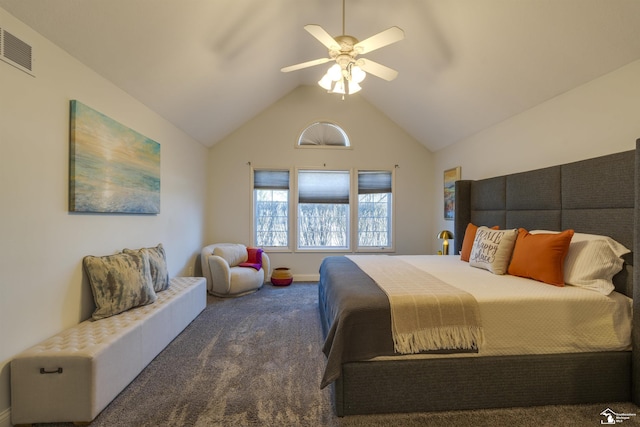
[322,294,631,416]
[333,351,631,416]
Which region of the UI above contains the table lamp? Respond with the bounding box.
[437,230,454,255]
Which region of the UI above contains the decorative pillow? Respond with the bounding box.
[124,244,170,292]
[460,223,499,262]
[531,231,630,294]
[507,229,574,286]
[213,243,248,267]
[239,247,263,270]
[469,227,518,275]
[83,251,156,320]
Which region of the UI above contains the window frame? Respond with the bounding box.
[295,168,352,252]
[295,121,353,150]
[250,166,395,254]
[251,167,293,252]
[354,169,395,253]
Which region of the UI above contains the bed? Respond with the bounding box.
[318,143,640,416]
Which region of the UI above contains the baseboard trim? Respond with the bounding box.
[0,407,11,427]
[292,274,319,283]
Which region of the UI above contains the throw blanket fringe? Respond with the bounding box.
[347,255,484,354]
[395,326,485,354]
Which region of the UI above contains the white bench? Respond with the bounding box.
[11,276,206,425]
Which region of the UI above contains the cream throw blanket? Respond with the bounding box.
[347,255,484,354]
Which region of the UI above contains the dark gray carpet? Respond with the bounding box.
[38,282,639,426]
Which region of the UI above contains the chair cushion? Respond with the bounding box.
[213,244,248,267]
[229,265,265,295]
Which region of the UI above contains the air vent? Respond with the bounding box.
[1,27,34,76]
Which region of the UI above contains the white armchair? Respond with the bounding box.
[201,243,270,297]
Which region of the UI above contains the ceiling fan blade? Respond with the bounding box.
[304,24,340,50]
[358,58,399,81]
[281,57,332,73]
[354,26,405,55]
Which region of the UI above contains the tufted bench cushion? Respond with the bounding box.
[11,276,206,425]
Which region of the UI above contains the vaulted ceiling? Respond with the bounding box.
[2,0,640,152]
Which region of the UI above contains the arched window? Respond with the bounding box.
[297,121,351,148]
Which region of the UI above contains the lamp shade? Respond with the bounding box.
[437,230,454,255]
[332,78,346,94]
[327,63,342,81]
[351,65,366,83]
[347,81,362,94]
[318,73,333,90]
[437,230,454,240]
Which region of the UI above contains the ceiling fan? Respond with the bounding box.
[280,0,405,96]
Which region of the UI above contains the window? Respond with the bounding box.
[357,171,393,249]
[297,170,350,250]
[251,167,394,252]
[253,169,289,248]
[297,121,351,148]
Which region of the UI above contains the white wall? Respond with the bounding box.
[0,7,208,423]
[432,59,640,252]
[206,85,434,279]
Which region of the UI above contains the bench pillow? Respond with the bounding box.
[83,251,157,320]
[124,244,170,292]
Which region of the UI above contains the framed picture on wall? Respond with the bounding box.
[69,100,161,214]
[444,166,461,220]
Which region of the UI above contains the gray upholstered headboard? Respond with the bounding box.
[453,148,635,298]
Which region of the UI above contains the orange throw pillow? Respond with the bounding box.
[507,228,574,286]
[460,223,499,262]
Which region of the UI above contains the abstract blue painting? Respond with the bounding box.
[69,100,160,214]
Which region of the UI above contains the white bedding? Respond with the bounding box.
[373,255,632,360]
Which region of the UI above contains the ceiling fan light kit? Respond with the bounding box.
[318,62,365,95]
[280,0,404,98]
